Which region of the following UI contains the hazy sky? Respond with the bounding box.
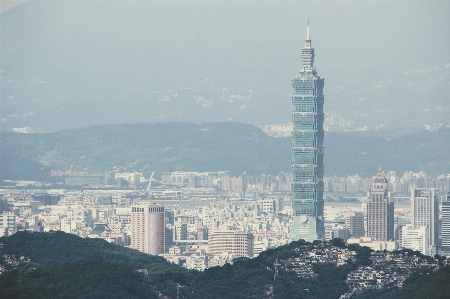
[0,0,26,13]
[1,0,449,132]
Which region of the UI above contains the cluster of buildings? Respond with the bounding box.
[61,172,146,187]
[325,171,450,257]
[325,171,450,195]
[342,250,440,298]
[283,244,355,278]
[0,188,291,271]
[51,168,450,197]
[1,171,449,272]
[273,241,440,298]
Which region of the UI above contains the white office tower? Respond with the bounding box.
[411,188,439,248]
[442,192,450,247]
[208,230,254,258]
[131,203,165,255]
[401,225,429,255]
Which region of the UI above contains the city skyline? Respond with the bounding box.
[1,2,450,297]
[0,2,448,257]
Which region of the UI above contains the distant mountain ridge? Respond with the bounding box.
[0,122,448,181]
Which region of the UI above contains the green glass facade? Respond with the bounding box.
[291,21,325,242]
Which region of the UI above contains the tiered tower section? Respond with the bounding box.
[291,20,325,242]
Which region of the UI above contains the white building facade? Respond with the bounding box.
[411,188,439,248]
[131,202,165,255]
[401,225,429,255]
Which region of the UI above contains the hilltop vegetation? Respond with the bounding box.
[0,231,191,299]
[1,231,450,299]
[1,122,449,181]
[0,230,180,271]
[0,232,356,299]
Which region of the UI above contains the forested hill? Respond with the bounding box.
[0,122,448,181]
[1,231,450,299]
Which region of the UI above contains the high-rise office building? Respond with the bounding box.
[291,20,325,242]
[131,202,165,255]
[366,170,394,241]
[345,211,365,238]
[442,192,450,247]
[411,188,439,247]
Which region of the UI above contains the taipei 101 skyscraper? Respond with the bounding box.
[291,19,325,242]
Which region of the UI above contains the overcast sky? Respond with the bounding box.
[1,1,449,132]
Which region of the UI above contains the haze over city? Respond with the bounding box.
[1,0,449,133]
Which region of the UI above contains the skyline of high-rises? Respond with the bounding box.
[291,20,325,242]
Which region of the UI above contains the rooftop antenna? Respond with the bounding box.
[306,17,310,40]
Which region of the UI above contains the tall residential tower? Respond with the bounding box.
[291,20,325,242]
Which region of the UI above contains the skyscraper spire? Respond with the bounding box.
[302,18,313,67]
[306,17,310,41]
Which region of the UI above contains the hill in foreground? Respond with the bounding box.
[1,231,450,299]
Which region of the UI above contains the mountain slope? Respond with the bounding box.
[0,122,448,181]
